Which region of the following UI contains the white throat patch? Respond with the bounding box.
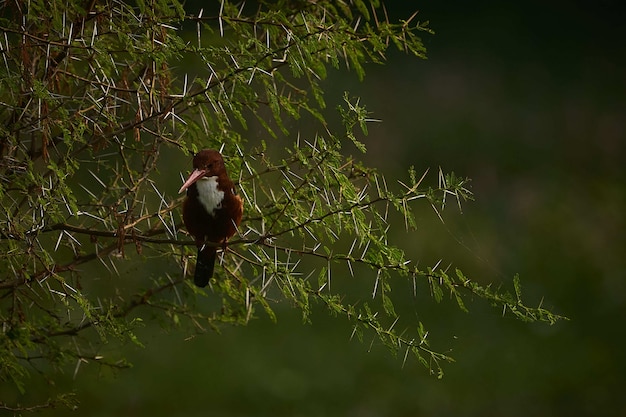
[196,176,224,216]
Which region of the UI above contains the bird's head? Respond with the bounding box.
[178,149,225,194]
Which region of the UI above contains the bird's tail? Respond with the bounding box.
[194,246,216,287]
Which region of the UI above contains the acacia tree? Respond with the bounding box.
[0,0,563,411]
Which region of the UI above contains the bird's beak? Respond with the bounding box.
[178,169,206,194]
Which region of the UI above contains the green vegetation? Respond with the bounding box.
[0,0,563,411]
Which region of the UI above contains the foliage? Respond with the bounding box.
[0,0,564,411]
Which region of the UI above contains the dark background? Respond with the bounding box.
[29,1,626,416]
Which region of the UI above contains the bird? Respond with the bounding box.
[179,149,243,287]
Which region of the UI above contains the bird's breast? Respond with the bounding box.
[195,176,225,216]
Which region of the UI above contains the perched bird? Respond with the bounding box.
[179,149,243,287]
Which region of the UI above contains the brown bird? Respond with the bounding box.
[179,149,243,287]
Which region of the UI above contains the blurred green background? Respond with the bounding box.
[23,1,626,416]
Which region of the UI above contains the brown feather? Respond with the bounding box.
[180,150,243,286]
